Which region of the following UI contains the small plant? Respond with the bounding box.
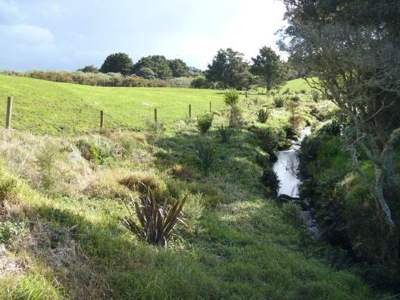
[197,113,214,134]
[0,177,17,205]
[36,145,58,190]
[218,125,234,143]
[260,165,280,197]
[121,183,186,247]
[195,141,215,176]
[282,88,290,95]
[257,108,270,123]
[311,90,320,102]
[290,95,301,102]
[273,97,285,108]
[224,90,240,106]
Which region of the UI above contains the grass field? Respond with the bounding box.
[0,75,226,134]
[0,75,311,135]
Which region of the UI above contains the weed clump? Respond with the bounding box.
[195,141,215,176]
[257,108,270,123]
[218,125,234,144]
[197,113,214,134]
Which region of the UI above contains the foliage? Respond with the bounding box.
[78,65,98,73]
[273,96,285,108]
[100,52,134,75]
[135,67,156,79]
[197,113,214,134]
[206,48,253,89]
[261,165,280,197]
[121,184,186,247]
[224,90,240,106]
[190,76,210,89]
[257,108,270,123]
[250,46,285,91]
[218,125,234,143]
[169,59,190,77]
[133,55,173,79]
[194,141,215,176]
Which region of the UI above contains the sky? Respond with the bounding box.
[0,0,287,71]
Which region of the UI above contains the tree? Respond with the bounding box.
[78,65,98,73]
[282,0,400,260]
[250,47,285,91]
[133,55,172,79]
[206,48,253,89]
[100,53,133,75]
[136,67,156,79]
[168,59,190,77]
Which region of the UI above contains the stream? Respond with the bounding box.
[273,127,319,238]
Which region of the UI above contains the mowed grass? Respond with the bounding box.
[0,74,225,134]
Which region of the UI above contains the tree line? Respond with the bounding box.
[79,47,291,90]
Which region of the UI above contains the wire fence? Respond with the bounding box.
[1,95,226,135]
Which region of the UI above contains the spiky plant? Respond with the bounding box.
[121,184,186,247]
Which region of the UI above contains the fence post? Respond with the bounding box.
[209,101,212,113]
[154,108,158,123]
[5,96,13,129]
[100,110,104,130]
[188,104,192,119]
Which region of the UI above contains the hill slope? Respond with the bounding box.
[0,75,225,134]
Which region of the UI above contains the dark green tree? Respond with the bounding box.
[78,65,98,73]
[133,55,172,79]
[282,0,400,264]
[99,53,133,75]
[206,48,252,89]
[168,59,190,77]
[250,47,284,91]
[136,67,156,79]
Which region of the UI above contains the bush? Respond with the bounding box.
[274,97,285,108]
[224,90,240,106]
[290,95,301,102]
[228,105,243,128]
[257,108,270,123]
[311,90,320,102]
[197,113,214,134]
[190,76,210,89]
[195,141,215,176]
[121,184,186,247]
[76,139,114,165]
[218,125,234,143]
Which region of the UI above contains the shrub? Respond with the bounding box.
[290,95,301,102]
[195,141,215,176]
[76,139,114,165]
[257,108,270,123]
[170,164,194,180]
[228,105,243,128]
[0,177,17,205]
[274,97,285,108]
[311,90,320,102]
[36,145,58,190]
[224,90,240,106]
[190,76,210,89]
[218,125,234,143]
[282,88,291,95]
[197,113,214,134]
[121,184,186,246]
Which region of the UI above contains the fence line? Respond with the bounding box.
[2,96,218,134]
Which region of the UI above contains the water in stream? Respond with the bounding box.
[273,127,311,198]
[273,127,320,238]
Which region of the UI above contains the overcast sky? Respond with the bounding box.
[0,0,286,71]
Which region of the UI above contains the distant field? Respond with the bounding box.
[0,75,225,134]
[0,75,310,134]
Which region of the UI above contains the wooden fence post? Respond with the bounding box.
[209,101,212,113]
[5,96,13,129]
[100,110,104,130]
[154,108,158,123]
[189,104,192,119]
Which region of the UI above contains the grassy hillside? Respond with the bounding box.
[0,75,225,134]
[0,76,383,299]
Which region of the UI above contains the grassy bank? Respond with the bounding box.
[0,78,384,299]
